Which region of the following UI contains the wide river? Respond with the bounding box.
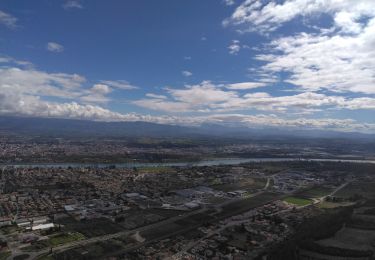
[1,157,375,168]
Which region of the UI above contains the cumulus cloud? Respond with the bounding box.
[226,82,267,90]
[63,0,83,9]
[182,70,193,77]
[91,84,112,95]
[225,0,375,95]
[1,54,374,133]
[0,60,118,107]
[223,0,235,6]
[146,93,168,99]
[79,84,112,104]
[0,67,85,99]
[0,55,33,68]
[1,84,374,133]
[100,80,138,90]
[0,10,17,28]
[256,26,375,94]
[228,40,241,54]
[47,42,64,53]
[0,63,374,133]
[224,0,375,33]
[133,81,375,113]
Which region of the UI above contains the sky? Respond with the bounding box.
[0,0,375,133]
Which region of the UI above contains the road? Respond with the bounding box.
[170,181,351,259]
[9,180,349,260]
[16,192,264,259]
[18,206,209,260]
[25,190,278,259]
[311,182,350,205]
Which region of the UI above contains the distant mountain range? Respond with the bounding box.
[0,116,374,141]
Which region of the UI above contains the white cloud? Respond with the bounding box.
[47,42,64,53]
[91,84,111,95]
[146,93,168,99]
[0,55,33,68]
[223,0,235,6]
[0,10,17,28]
[79,84,112,104]
[80,84,112,103]
[0,67,85,99]
[225,0,375,95]
[255,21,375,94]
[228,40,241,54]
[100,80,138,90]
[1,84,374,132]
[133,81,375,113]
[182,70,193,77]
[1,56,374,133]
[226,82,267,90]
[63,0,83,9]
[224,0,375,33]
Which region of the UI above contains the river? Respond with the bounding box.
[1,157,375,169]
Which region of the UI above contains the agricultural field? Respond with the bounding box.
[318,201,356,209]
[137,166,175,174]
[218,192,281,218]
[0,250,11,260]
[317,227,375,251]
[36,255,54,260]
[284,196,312,206]
[298,186,334,199]
[23,232,85,251]
[212,177,267,192]
[49,232,85,246]
[0,225,21,235]
[55,217,124,238]
[335,182,375,199]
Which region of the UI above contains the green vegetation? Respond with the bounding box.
[0,251,11,260]
[335,182,375,199]
[0,225,20,235]
[213,177,267,192]
[299,186,333,198]
[318,201,355,209]
[36,254,55,260]
[267,207,353,260]
[48,232,84,246]
[137,166,175,174]
[13,254,29,260]
[55,217,124,238]
[53,239,125,260]
[284,197,312,206]
[23,232,85,252]
[219,192,282,218]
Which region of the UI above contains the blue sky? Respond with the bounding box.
[0,0,375,132]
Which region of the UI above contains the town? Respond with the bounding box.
[1,160,374,259]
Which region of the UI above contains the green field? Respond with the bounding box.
[48,232,85,246]
[0,225,21,235]
[335,182,375,199]
[284,196,312,206]
[0,251,11,260]
[36,254,54,260]
[137,166,175,174]
[213,177,267,192]
[23,232,85,251]
[318,201,355,209]
[299,186,334,198]
[55,217,124,238]
[219,192,281,218]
